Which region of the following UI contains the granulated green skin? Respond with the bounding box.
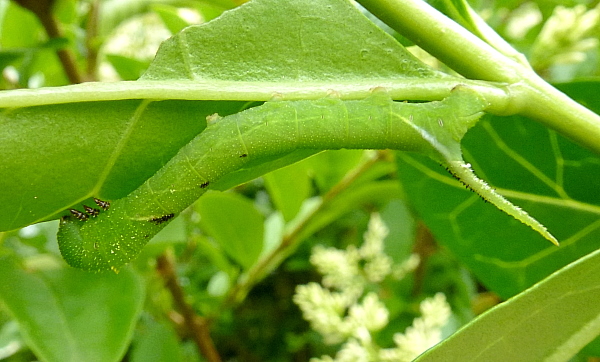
[58,89,553,272]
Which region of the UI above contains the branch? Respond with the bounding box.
[84,0,100,81]
[220,151,389,309]
[411,222,437,296]
[156,252,222,362]
[12,0,83,84]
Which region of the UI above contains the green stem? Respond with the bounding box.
[357,0,519,82]
[358,0,600,155]
[513,79,600,155]
[218,151,386,310]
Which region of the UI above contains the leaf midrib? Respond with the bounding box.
[0,78,509,110]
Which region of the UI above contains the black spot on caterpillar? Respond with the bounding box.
[149,213,175,224]
[69,209,89,221]
[200,181,210,188]
[94,198,110,211]
[56,89,556,272]
[83,205,100,217]
[239,153,248,158]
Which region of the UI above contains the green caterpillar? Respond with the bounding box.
[57,88,557,272]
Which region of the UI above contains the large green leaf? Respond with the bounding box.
[141,0,439,82]
[0,0,445,232]
[196,192,264,270]
[0,100,243,231]
[0,258,144,362]
[416,248,600,361]
[396,81,600,298]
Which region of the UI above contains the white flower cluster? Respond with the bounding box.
[308,213,394,297]
[379,293,451,362]
[530,4,600,71]
[294,213,451,362]
[294,285,389,346]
